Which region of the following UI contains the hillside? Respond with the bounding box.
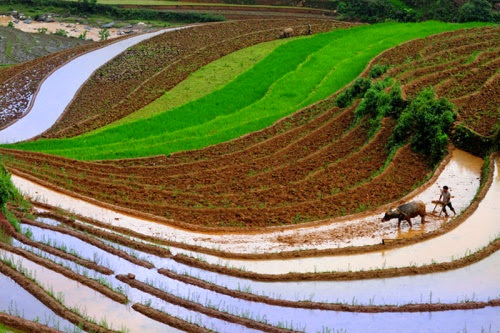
[0,26,89,65]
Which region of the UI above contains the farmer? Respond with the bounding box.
[439,185,456,217]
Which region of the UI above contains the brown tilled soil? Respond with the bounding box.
[21,151,493,261]
[374,27,499,136]
[2,27,498,231]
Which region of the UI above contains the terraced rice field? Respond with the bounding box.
[0,18,498,332]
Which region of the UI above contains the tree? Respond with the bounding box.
[459,0,492,22]
[78,0,98,12]
[432,0,459,22]
[391,88,456,165]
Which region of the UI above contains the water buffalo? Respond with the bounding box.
[382,200,426,228]
[279,28,294,39]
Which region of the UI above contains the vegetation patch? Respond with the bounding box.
[110,38,289,127]
[8,21,488,160]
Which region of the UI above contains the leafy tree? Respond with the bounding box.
[391,88,456,165]
[78,0,98,12]
[459,0,492,22]
[432,0,459,22]
[369,64,389,78]
[336,77,371,108]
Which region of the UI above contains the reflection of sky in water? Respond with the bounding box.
[11,226,247,333]
[20,211,499,333]
[0,269,75,331]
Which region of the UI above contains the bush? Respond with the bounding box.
[369,64,389,78]
[452,124,497,157]
[432,0,459,22]
[391,88,456,165]
[354,77,393,120]
[0,165,17,209]
[459,0,492,22]
[336,77,371,108]
[99,28,110,41]
[53,29,67,37]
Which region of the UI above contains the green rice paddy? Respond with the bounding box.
[7,21,489,160]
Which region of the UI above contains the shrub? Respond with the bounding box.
[391,88,456,165]
[37,27,48,34]
[78,30,87,40]
[369,64,389,78]
[7,21,14,28]
[53,29,68,37]
[0,165,17,209]
[336,77,371,108]
[459,0,492,22]
[99,28,110,41]
[432,0,459,22]
[354,77,393,120]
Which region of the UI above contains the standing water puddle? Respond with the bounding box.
[0,269,75,332]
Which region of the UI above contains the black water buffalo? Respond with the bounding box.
[382,200,426,228]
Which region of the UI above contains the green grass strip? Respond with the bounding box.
[108,38,289,128]
[7,21,490,160]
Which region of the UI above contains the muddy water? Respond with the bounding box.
[13,225,257,333]
[167,157,499,274]
[0,27,184,143]
[0,271,74,331]
[19,219,500,332]
[392,149,483,240]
